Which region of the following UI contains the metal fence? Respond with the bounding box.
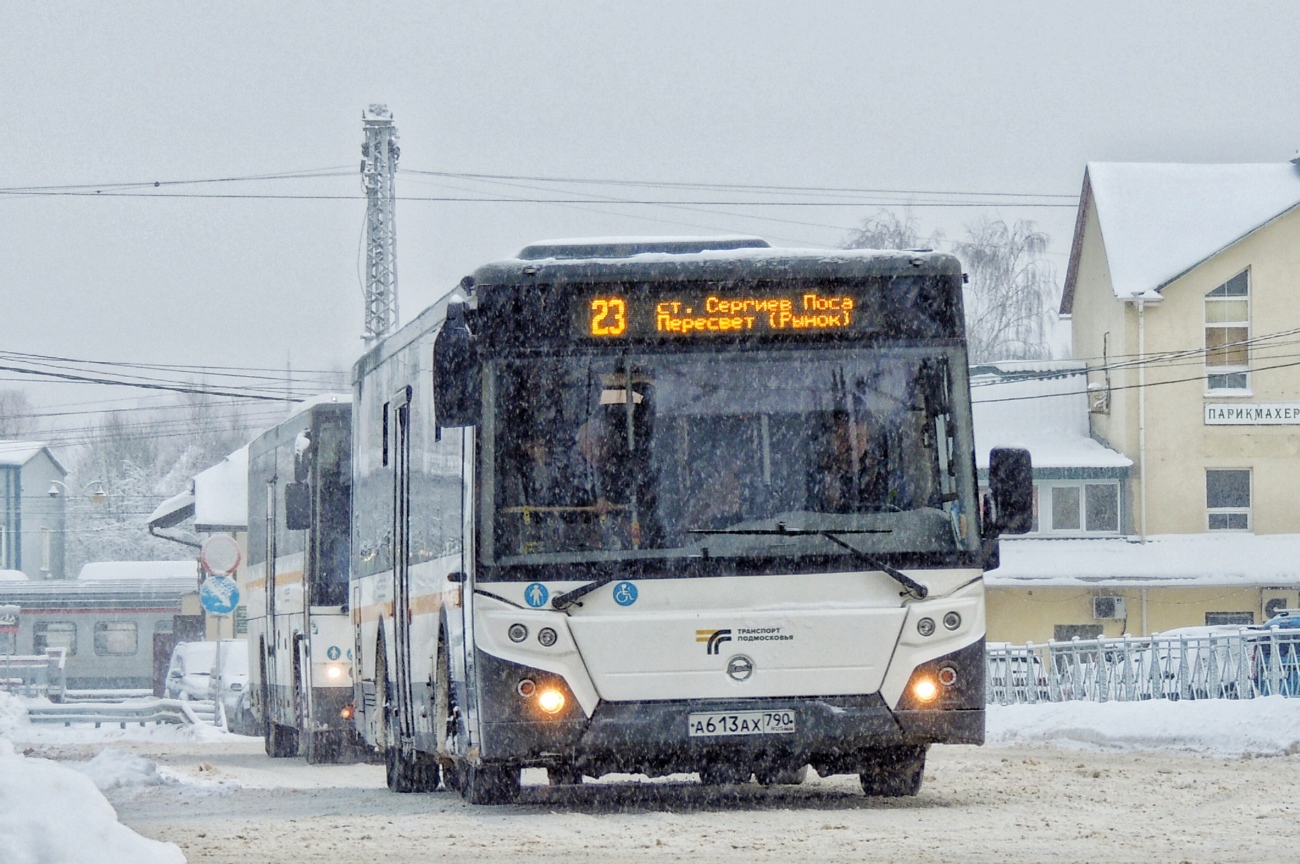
[987,630,1300,705]
[0,648,67,700]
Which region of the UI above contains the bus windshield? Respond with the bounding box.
[483,346,978,576]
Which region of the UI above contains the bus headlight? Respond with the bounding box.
[537,689,566,714]
[911,677,939,703]
[325,664,344,680]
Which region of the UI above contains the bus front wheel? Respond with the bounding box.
[460,763,520,805]
[858,746,926,797]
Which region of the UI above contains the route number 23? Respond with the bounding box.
[590,297,628,337]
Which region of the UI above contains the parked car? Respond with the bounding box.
[1251,614,1300,697]
[164,641,218,700]
[207,639,253,733]
[1149,625,1254,699]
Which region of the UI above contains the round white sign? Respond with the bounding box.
[200,534,241,575]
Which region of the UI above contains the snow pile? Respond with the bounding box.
[988,696,1300,756]
[72,747,170,791]
[0,689,29,735]
[0,739,185,864]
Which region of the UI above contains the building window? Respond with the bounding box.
[1205,270,1249,391]
[33,621,77,656]
[1205,612,1254,626]
[94,621,138,656]
[1030,481,1121,535]
[1206,469,1250,530]
[1054,624,1104,642]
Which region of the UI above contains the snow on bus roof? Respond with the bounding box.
[283,392,350,420]
[516,235,770,260]
[1087,161,1300,300]
[0,570,28,581]
[78,561,197,580]
[991,533,1300,588]
[971,361,1130,470]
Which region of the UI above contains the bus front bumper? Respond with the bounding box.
[475,644,983,776]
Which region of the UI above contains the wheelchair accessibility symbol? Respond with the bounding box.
[612,581,638,606]
[525,583,549,608]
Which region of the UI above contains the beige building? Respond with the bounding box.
[984,161,1300,643]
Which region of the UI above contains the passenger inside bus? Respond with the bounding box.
[808,409,889,513]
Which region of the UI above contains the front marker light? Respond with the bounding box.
[911,677,939,703]
[537,689,566,714]
[917,617,936,637]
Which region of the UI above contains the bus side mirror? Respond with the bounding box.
[987,447,1033,535]
[433,300,481,427]
[285,482,312,530]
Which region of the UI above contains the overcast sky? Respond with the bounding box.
[3,1,1299,433]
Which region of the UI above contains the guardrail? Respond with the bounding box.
[0,649,67,700]
[23,697,219,728]
[987,630,1300,705]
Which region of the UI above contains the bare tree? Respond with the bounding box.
[0,389,38,439]
[844,209,943,251]
[955,218,1059,363]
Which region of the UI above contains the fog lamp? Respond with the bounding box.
[937,666,958,687]
[517,678,537,698]
[911,677,939,702]
[537,689,566,714]
[325,664,344,680]
[340,703,355,720]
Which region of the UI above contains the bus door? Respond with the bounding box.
[263,479,278,714]
[391,385,416,746]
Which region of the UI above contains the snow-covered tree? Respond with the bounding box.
[955,218,1059,363]
[843,209,942,252]
[62,397,257,576]
[843,211,1059,363]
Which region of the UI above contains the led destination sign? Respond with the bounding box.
[583,291,858,339]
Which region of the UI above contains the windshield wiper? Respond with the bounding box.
[688,524,926,599]
[551,573,621,612]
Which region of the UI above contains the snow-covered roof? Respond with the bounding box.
[0,440,65,473]
[971,362,1131,470]
[146,489,195,529]
[283,392,349,422]
[1084,162,1300,301]
[77,561,197,580]
[989,533,1300,588]
[194,446,247,531]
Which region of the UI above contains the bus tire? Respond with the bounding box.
[461,763,520,805]
[386,745,431,792]
[266,721,298,758]
[858,746,926,797]
[304,730,341,765]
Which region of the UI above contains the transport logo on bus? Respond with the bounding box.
[697,629,733,655]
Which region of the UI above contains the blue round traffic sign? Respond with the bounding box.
[524,583,549,608]
[612,581,638,606]
[200,575,240,615]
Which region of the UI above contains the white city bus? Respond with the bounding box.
[246,396,361,762]
[350,237,1031,803]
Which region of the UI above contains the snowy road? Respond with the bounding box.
[71,736,1297,863]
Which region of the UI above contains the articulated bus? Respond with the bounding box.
[246,395,361,763]
[350,237,1031,803]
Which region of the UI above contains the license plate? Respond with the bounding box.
[687,709,796,737]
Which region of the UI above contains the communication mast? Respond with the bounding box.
[361,104,400,344]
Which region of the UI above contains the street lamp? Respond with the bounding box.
[47,480,109,506]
